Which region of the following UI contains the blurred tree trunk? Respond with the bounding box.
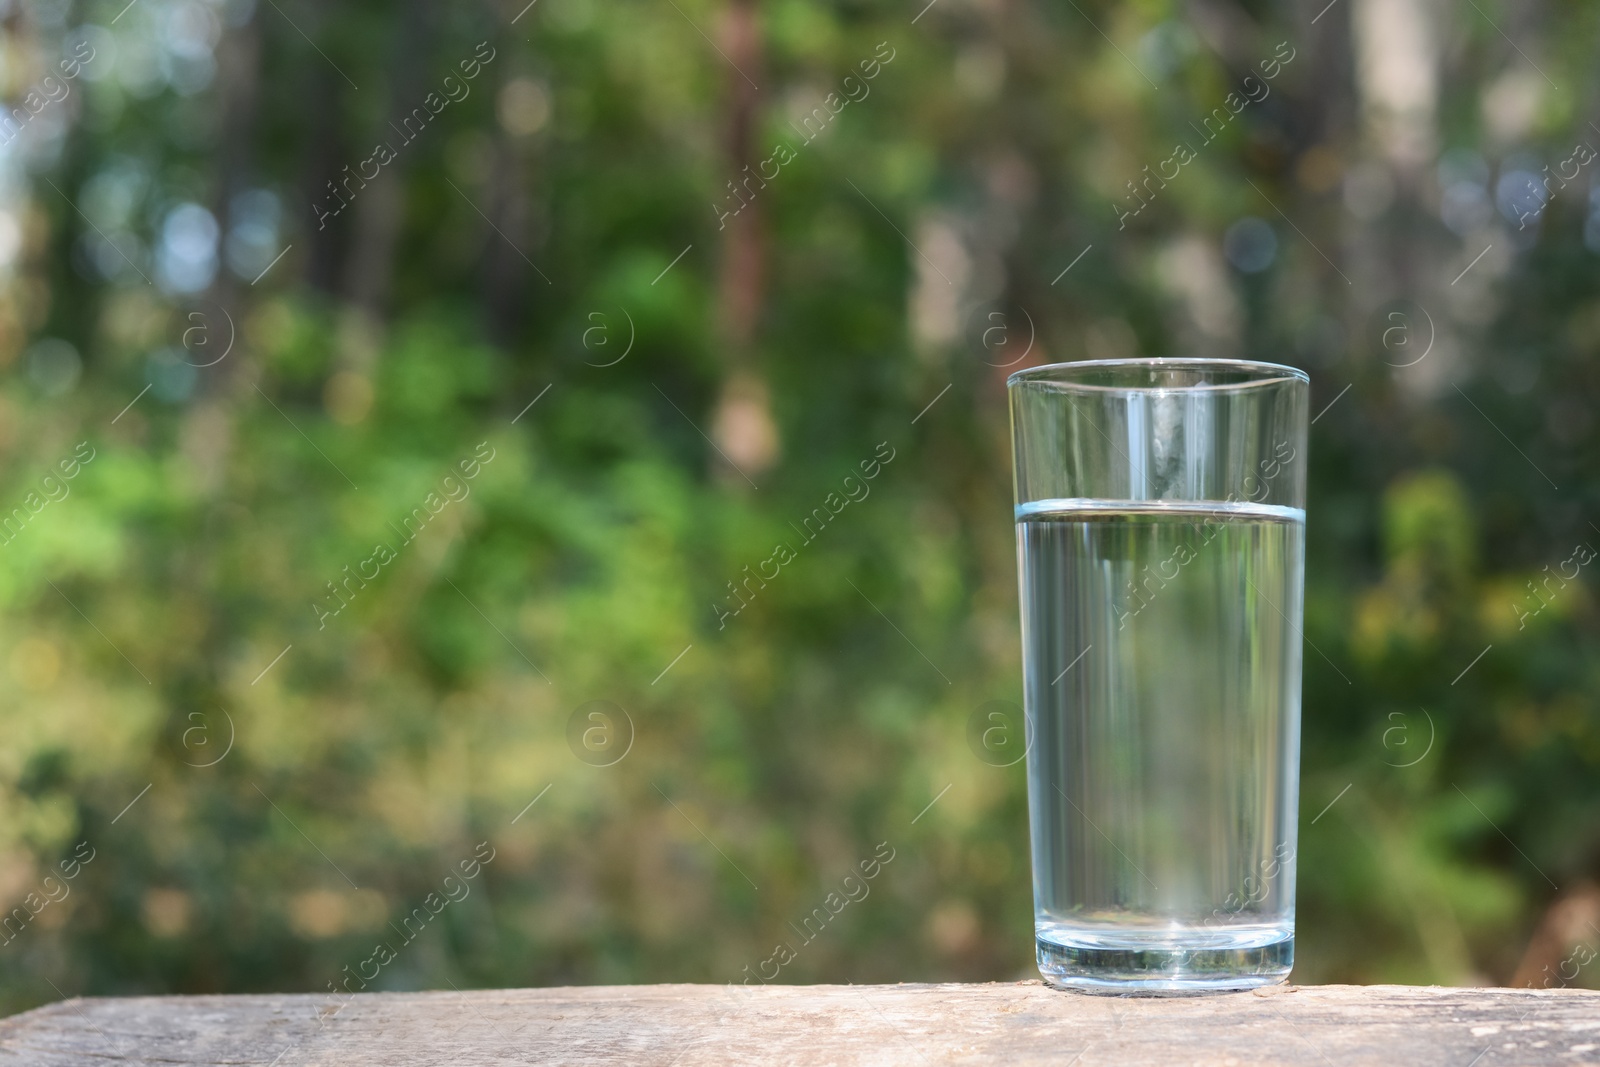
[188,7,260,493]
[484,120,539,346]
[342,0,435,330]
[710,0,780,480]
[303,61,350,296]
[1511,883,1600,988]
[208,11,260,332]
[715,0,764,351]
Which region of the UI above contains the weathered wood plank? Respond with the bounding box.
[0,983,1596,1066]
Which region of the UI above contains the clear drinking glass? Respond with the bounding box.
[1008,358,1309,993]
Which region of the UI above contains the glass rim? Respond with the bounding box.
[1007,358,1309,393]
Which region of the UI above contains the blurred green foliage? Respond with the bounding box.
[0,0,1597,1015]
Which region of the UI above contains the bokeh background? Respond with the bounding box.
[0,0,1597,1014]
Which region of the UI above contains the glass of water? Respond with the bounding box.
[1008,359,1309,993]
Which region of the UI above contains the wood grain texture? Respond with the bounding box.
[1,982,1597,1066]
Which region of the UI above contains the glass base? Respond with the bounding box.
[1036,922,1293,995]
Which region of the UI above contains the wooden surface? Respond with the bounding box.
[1,982,1598,1066]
